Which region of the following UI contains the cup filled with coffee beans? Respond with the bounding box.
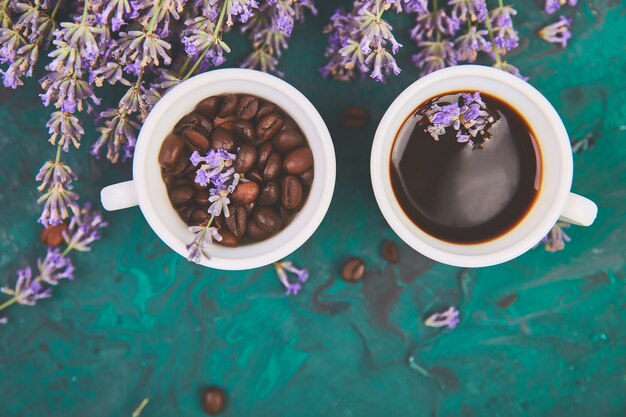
[371,65,597,268]
[101,69,335,270]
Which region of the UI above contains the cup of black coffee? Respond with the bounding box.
[371,65,597,267]
[101,69,336,270]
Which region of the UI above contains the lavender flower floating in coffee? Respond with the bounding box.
[158,94,314,263]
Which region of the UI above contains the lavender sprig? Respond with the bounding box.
[424,306,460,329]
[274,260,308,295]
[544,0,577,14]
[541,222,571,252]
[538,15,572,48]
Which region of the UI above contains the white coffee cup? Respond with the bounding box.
[371,65,597,268]
[101,69,336,270]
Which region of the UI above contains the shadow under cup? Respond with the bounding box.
[371,66,574,267]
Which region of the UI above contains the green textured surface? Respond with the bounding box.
[1,1,626,416]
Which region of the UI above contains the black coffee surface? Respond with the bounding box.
[390,92,541,244]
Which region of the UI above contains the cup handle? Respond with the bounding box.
[559,193,598,226]
[100,180,139,211]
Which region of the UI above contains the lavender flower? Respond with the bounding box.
[36,160,77,191]
[37,248,75,285]
[62,203,108,252]
[544,0,577,14]
[455,26,490,62]
[424,306,460,329]
[37,182,80,227]
[274,261,308,295]
[91,108,141,163]
[449,0,488,23]
[541,222,571,252]
[412,39,457,75]
[493,60,527,81]
[1,267,52,306]
[186,223,222,264]
[538,16,572,48]
[489,5,519,54]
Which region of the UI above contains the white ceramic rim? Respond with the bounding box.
[371,65,573,268]
[134,69,336,270]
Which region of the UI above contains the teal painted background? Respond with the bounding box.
[1,1,626,416]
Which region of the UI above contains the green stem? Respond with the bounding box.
[0,297,17,312]
[54,143,62,164]
[182,0,229,80]
[81,0,90,23]
[177,55,192,78]
[432,0,441,42]
[146,0,163,35]
[50,0,63,21]
[484,11,502,66]
[498,0,504,8]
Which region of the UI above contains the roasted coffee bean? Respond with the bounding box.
[256,142,274,169]
[196,96,222,119]
[256,113,284,142]
[263,152,282,181]
[247,219,270,241]
[159,134,186,169]
[40,223,67,247]
[342,106,369,128]
[247,169,263,184]
[256,101,277,120]
[341,258,365,283]
[284,147,313,175]
[177,205,195,223]
[202,387,226,415]
[258,181,280,206]
[281,117,298,132]
[218,94,238,117]
[175,113,198,133]
[183,160,197,175]
[195,113,214,136]
[169,184,195,206]
[281,175,303,209]
[195,190,210,206]
[230,181,260,204]
[225,205,247,237]
[213,115,237,131]
[381,240,399,263]
[162,170,175,186]
[211,127,235,151]
[235,143,257,173]
[298,167,314,187]
[232,119,256,142]
[252,206,282,233]
[273,130,304,152]
[189,208,211,226]
[183,128,211,151]
[218,230,238,247]
[235,95,259,120]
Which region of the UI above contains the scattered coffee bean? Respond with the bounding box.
[230,181,260,204]
[298,167,314,187]
[232,119,256,142]
[263,152,282,181]
[235,95,259,120]
[381,240,398,263]
[341,258,365,283]
[218,94,238,117]
[256,142,274,169]
[195,96,222,119]
[218,230,239,247]
[40,223,67,247]
[252,206,282,233]
[281,175,303,210]
[235,143,257,173]
[211,127,235,151]
[183,129,211,152]
[342,106,369,128]
[189,208,211,226]
[258,181,280,206]
[225,205,247,238]
[273,130,304,152]
[257,113,284,142]
[284,147,313,175]
[247,219,270,241]
[202,387,226,415]
[247,169,264,184]
[169,184,195,206]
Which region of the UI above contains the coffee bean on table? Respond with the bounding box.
[263,152,282,181]
[341,258,365,283]
[218,94,238,117]
[281,175,303,209]
[247,169,263,184]
[195,96,222,119]
[40,223,67,247]
[169,184,195,206]
[252,206,282,233]
[235,95,259,120]
[235,143,257,173]
[273,130,304,152]
[202,387,226,415]
[247,219,270,241]
[258,181,280,206]
[256,142,274,169]
[342,106,369,128]
[232,119,256,142]
[381,240,398,263]
[257,113,284,142]
[284,147,313,175]
[298,167,314,187]
[230,181,260,204]
[211,127,235,151]
[218,230,238,247]
[225,205,247,238]
[183,129,211,152]
[159,134,186,170]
